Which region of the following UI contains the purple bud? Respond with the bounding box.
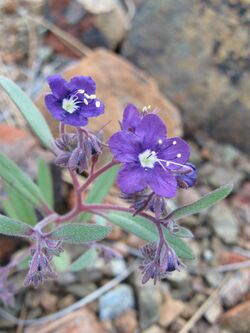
[68,148,81,171]
[176,163,197,189]
[55,152,71,167]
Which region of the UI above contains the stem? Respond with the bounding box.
[79,159,119,193]
[82,203,156,223]
[59,123,65,136]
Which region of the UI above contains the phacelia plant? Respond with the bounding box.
[0,74,232,307]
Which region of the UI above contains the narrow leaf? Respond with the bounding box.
[50,223,111,244]
[169,184,233,220]
[0,214,33,238]
[107,212,194,260]
[2,198,19,220]
[0,75,54,149]
[80,165,119,222]
[53,250,71,272]
[173,227,194,239]
[4,184,36,226]
[69,248,98,272]
[0,154,46,208]
[38,159,54,207]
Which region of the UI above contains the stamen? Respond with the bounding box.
[96,101,101,108]
[84,98,89,105]
[177,153,182,158]
[173,140,177,145]
[158,139,163,144]
[78,89,85,94]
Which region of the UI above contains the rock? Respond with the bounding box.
[40,291,58,312]
[122,0,250,153]
[159,295,185,328]
[99,284,135,320]
[218,251,248,265]
[220,270,250,307]
[66,283,96,298]
[204,300,223,324]
[166,270,190,287]
[133,271,162,330]
[36,49,182,140]
[58,294,75,309]
[26,307,106,333]
[108,258,127,276]
[220,301,250,333]
[143,325,165,333]
[207,166,244,191]
[208,202,238,244]
[205,271,224,288]
[113,309,138,333]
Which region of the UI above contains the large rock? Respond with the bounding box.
[122,0,250,152]
[36,48,182,139]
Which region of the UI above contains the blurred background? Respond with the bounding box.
[0,1,249,333]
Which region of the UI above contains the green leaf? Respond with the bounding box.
[69,248,98,272]
[50,223,111,244]
[53,250,71,272]
[0,214,33,238]
[17,255,31,270]
[169,184,233,220]
[0,154,46,209]
[107,212,194,260]
[2,198,19,220]
[4,184,37,226]
[38,159,54,208]
[174,227,194,239]
[0,75,54,150]
[80,165,119,222]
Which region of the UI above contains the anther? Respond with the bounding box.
[177,153,182,158]
[173,140,177,145]
[84,98,89,105]
[96,101,101,107]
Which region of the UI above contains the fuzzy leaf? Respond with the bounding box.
[174,226,194,239]
[69,248,98,272]
[0,154,46,209]
[80,164,119,222]
[50,223,111,244]
[38,159,54,207]
[107,212,194,260]
[0,214,33,238]
[169,184,233,220]
[0,75,54,150]
[53,250,71,272]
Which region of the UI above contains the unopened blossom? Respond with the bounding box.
[45,75,104,126]
[176,163,197,189]
[109,112,191,197]
[140,242,181,284]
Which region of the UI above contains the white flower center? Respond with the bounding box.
[62,96,79,114]
[139,149,158,169]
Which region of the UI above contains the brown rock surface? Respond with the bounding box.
[113,309,138,333]
[122,0,250,152]
[26,307,106,333]
[159,295,185,328]
[220,300,250,333]
[36,48,182,139]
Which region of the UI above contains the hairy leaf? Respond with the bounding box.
[0,214,33,238]
[69,248,98,272]
[50,223,111,244]
[0,75,54,150]
[0,154,46,209]
[38,159,54,207]
[53,250,71,272]
[107,212,194,260]
[169,184,233,220]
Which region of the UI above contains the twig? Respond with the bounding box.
[26,15,92,57]
[178,274,231,333]
[0,262,136,327]
[207,260,250,273]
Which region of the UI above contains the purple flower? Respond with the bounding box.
[121,104,143,132]
[176,163,197,189]
[109,112,190,197]
[45,75,104,127]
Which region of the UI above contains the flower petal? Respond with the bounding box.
[109,131,141,163]
[45,94,65,121]
[117,164,147,194]
[69,76,96,94]
[146,166,177,197]
[158,137,190,168]
[135,114,167,149]
[122,104,142,132]
[47,75,69,99]
[81,100,104,118]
